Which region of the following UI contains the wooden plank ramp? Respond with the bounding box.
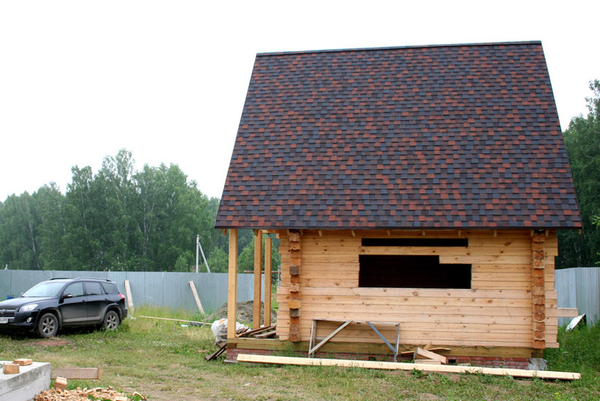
[236,354,581,381]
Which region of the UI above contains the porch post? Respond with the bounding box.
[227,229,238,339]
[253,230,263,329]
[532,231,546,349]
[264,237,273,327]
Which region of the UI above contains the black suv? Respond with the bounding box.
[0,278,127,338]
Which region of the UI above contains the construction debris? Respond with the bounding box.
[566,314,586,332]
[205,344,227,361]
[206,322,278,361]
[414,347,447,365]
[35,386,144,401]
[53,377,67,391]
[237,325,276,338]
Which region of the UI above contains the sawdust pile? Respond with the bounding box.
[35,386,144,401]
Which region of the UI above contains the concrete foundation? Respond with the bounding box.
[0,361,51,401]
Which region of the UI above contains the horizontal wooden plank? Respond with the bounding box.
[297,304,533,317]
[51,368,102,380]
[472,281,531,290]
[547,308,580,318]
[237,355,581,381]
[280,294,531,308]
[299,286,533,299]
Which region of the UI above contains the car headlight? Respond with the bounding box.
[20,304,38,312]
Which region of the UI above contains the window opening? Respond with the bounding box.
[359,238,471,289]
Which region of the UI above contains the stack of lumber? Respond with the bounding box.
[238,325,277,338]
[206,325,277,361]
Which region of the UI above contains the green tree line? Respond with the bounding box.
[0,149,279,272]
[557,80,600,268]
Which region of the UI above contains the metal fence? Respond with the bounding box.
[0,270,262,314]
[556,267,600,326]
[2,268,597,324]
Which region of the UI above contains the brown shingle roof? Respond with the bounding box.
[216,41,581,230]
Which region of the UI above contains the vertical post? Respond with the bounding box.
[196,234,199,273]
[227,229,238,339]
[532,231,546,350]
[288,230,302,342]
[264,237,273,327]
[253,230,263,329]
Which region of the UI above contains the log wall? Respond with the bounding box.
[276,229,559,351]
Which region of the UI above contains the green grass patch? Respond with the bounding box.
[1,307,599,400]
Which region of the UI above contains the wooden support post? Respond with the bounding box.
[228,229,238,340]
[124,280,134,315]
[532,231,546,349]
[288,230,302,342]
[189,281,204,314]
[253,230,263,329]
[264,237,273,327]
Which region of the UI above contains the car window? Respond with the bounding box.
[22,281,67,297]
[64,282,85,297]
[85,282,104,296]
[101,282,115,294]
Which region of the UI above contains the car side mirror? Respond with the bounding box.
[62,293,73,299]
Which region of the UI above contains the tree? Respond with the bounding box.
[558,80,600,267]
[0,192,42,269]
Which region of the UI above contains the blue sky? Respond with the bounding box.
[1,1,598,201]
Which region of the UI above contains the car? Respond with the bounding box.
[0,278,127,338]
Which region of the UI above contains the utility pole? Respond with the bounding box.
[196,234,211,273]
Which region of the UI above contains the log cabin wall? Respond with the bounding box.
[276,229,559,352]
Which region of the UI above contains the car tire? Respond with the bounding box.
[103,310,120,331]
[36,313,59,338]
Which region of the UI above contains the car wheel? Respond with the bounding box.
[103,310,120,331]
[36,313,59,338]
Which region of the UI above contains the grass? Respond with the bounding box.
[1,307,599,400]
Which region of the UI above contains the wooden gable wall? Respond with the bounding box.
[275,229,560,352]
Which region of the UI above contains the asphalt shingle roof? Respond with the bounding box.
[216,41,582,230]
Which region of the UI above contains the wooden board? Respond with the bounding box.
[51,368,102,380]
[237,354,581,381]
[189,281,204,314]
[124,280,134,314]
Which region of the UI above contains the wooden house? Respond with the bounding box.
[215,41,582,367]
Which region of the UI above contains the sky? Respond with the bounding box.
[1,1,598,202]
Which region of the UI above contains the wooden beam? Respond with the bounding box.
[228,229,238,339]
[556,308,579,318]
[51,368,102,380]
[124,280,134,315]
[189,281,204,314]
[253,230,263,329]
[264,237,273,327]
[236,354,582,380]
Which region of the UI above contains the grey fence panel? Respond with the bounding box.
[0,270,261,314]
[556,267,600,326]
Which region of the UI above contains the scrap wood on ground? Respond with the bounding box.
[35,386,145,401]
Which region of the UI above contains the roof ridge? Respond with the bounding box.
[256,40,542,57]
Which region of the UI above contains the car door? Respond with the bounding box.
[84,281,108,322]
[59,282,87,324]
